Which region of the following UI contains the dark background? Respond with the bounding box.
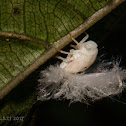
[24,2,126,126]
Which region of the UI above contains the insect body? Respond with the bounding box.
[38,34,126,103]
[58,34,98,73]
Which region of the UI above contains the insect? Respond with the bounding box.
[38,33,126,104]
[56,34,98,73]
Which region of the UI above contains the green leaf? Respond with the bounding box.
[0,0,108,42]
[0,37,45,84]
[0,0,124,125]
[0,0,111,99]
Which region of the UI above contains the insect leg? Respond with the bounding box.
[70,44,78,49]
[80,34,89,43]
[56,56,68,62]
[55,48,69,55]
[69,33,79,45]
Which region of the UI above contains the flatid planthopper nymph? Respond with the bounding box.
[59,34,98,73]
[38,33,126,104]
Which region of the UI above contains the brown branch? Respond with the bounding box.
[0,32,31,40]
[0,0,125,100]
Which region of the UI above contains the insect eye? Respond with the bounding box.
[85,41,98,50]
